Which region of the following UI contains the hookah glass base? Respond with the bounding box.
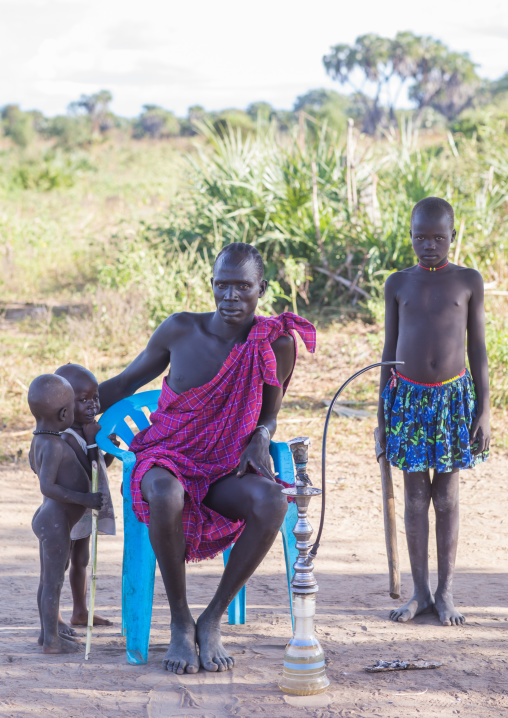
[279,594,330,695]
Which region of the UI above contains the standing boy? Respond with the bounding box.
[54,364,116,628]
[29,374,103,653]
[378,197,490,626]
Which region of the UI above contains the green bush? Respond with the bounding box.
[2,150,95,191]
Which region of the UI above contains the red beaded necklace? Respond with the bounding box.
[418,260,449,272]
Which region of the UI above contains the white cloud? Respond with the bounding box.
[1,0,507,116]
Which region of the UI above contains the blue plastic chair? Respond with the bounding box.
[96,390,298,665]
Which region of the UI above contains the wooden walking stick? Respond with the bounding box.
[85,459,99,660]
[374,428,401,599]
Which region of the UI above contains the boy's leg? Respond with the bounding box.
[36,542,44,645]
[390,471,434,622]
[37,541,77,644]
[141,466,199,675]
[431,469,464,626]
[35,511,80,654]
[69,537,112,626]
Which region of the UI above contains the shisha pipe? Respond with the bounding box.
[309,360,404,561]
[279,360,403,696]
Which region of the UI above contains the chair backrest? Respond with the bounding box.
[97,390,161,459]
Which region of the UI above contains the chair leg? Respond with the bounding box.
[280,502,299,629]
[122,470,156,665]
[223,547,246,625]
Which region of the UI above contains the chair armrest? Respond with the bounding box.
[269,440,295,486]
[96,426,132,462]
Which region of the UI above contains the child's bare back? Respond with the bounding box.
[28,374,103,654]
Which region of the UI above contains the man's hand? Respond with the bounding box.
[237,432,275,481]
[470,412,491,455]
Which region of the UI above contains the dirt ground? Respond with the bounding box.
[1,429,507,717]
[1,329,507,718]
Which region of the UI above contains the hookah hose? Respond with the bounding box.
[309,360,404,560]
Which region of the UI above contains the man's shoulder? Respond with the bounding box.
[270,333,295,365]
[270,333,295,350]
[158,311,213,338]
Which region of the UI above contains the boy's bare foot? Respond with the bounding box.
[59,619,77,637]
[196,614,234,672]
[38,626,79,645]
[162,622,199,674]
[390,592,434,622]
[42,635,81,654]
[70,612,113,626]
[434,590,465,626]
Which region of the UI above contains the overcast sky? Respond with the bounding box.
[1,0,507,117]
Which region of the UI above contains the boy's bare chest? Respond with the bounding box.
[398,281,469,317]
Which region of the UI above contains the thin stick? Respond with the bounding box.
[453,218,465,265]
[85,460,99,660]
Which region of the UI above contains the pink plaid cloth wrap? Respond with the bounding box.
[129,312,316,562]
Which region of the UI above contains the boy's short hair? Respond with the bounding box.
[214,243,264,280]
[28,374,73,419]
[411,197,454,229]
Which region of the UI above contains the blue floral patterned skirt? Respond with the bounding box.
[382,369,488,473]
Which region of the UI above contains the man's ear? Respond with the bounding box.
[210,276,214,289]
[259,279,268,297]
[58,406,68,423]
[409,228,413,239]
[451,228,456,242]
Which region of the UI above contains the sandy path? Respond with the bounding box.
[0,432,507,718]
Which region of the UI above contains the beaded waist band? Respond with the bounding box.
[393,369,466,388]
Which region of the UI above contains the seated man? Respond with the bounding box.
[99,242,316,675]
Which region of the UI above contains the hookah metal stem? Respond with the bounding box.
[309,360,404,560]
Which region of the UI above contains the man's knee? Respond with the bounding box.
[249,480,288,528]
[142,470,185,517]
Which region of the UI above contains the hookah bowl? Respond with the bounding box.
[279,437,330,695]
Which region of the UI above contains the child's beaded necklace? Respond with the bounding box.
[418,260,449,272]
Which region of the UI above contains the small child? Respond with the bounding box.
[29,374,104,654]
[54,364,117,627]
[378,196,490,627]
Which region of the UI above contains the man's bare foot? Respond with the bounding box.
[196,614,234,672]
[70,611,113,627]
[390,592,434,623]
[434,590,465,626]
[42,635,81,654]
[162,622,199,674]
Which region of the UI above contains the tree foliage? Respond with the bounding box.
[68,90,114,135]
[1,104,34,148]
[134,105,181,139]
[323,32,480,133]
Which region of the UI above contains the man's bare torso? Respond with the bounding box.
[155,312,292,396]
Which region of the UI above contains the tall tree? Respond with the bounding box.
[323,32,479,133]
[68,90,113,135]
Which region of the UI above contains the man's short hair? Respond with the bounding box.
[214,243,265,280]
[411,197,454,229]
